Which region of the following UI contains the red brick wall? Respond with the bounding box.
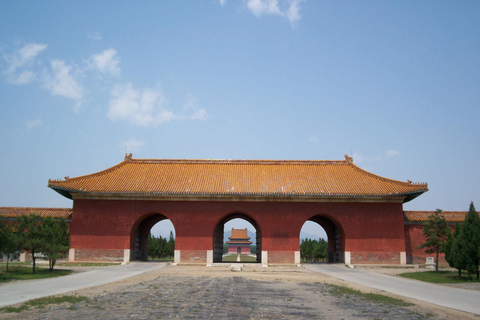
[351,252,400,264]
[74,248,124,262]
[179,250,207,264]
[404,223,455,266]
[70,199,407,264]
[268,251,295,264]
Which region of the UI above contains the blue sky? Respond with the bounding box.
[1,1,479,238]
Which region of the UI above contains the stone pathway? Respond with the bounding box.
[0,272,452,319]
[306,264,480,316]
[0,262,167,307]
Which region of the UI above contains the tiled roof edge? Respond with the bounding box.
[347,161,428,190]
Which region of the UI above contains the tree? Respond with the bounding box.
[444,222,465,277]
[458,202,480,279]
[415,209,450,272]
[41,217,70,271]
[0,219,20,272]
[300,238,328,262]
[167,231,175,258]
[16,214,44,274]
[148,232,175,260]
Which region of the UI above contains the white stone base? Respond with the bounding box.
[294,251,301,265]
[206,250,213,267]
[344,251,351,265]
[261,251,268,267]
[122,249,130,265]
[174,250,181,264]
[68,248,75,262]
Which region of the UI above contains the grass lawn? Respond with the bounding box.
[399,270,480,284]
[222,254,257,262]
[55,262,122,267]
[1,295,88,314]
[329,284,413,307]
[0,264,73,284]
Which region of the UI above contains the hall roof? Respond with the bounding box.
[0,207,72,220]
[48,154,428,202]
[229,228,250,240]
[227,229,252,245]
[404,211,467,222]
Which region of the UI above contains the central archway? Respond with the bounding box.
[213,213,262,263]
[130,213,174,261]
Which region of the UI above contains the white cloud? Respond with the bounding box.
[219,0,227,6]
[90,48,120,76]
[247,0,282,16]
[246,0,303,24]
[123,138,145,153]
[43,60,84,108]
[386,149,401,158]
[183,97,208,120]
[25,118,43,131]
[353,150,401,164]
[285,0,302,23]
[352,153,365,163]
[3,43,47,84]
[108,83,173,126]
[191,108,208,120]
[108,83,207,126]
[87,31,102,41]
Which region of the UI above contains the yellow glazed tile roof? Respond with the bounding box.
[227,229,252,245]
[230,228,250,240]
[48,154,428,202]
[404,211,467,222]
[0,207,72,220]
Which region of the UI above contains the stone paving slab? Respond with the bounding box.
[0,275,445,319]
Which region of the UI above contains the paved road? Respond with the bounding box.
[0,262,167,307]
[305,264,480,315]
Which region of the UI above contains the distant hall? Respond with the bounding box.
[226,228,252,254]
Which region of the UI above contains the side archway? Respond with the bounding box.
[303,214,345,263]
[130,213,174,261]
[212,213,262,263]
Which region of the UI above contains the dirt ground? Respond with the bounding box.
[1,264,479,320]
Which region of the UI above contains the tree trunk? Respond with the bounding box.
[32,250,36,274]
[435,249,439,272]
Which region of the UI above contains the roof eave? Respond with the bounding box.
[48,185,74,200]
[67,192,410,203]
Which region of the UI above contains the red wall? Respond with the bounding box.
[404,223,455,265]
[70,199,407,264]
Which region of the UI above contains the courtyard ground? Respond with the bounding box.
[1,263,479,320]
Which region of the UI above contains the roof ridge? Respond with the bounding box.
[129,158,348,165]
[0,207,72,210]
[48,161,128,183]
[404,210,467,213]
[346,160,428,189]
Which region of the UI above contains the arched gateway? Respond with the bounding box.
[47,154,428,266]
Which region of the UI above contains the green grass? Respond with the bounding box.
[55,262,122,267]
[148,257,174,261]
[221,254,257,262]
[0,265,73,283]
[399,270,480,284]
[27,295,88,308]
[0,295,89,314]
[329,284,414,307]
